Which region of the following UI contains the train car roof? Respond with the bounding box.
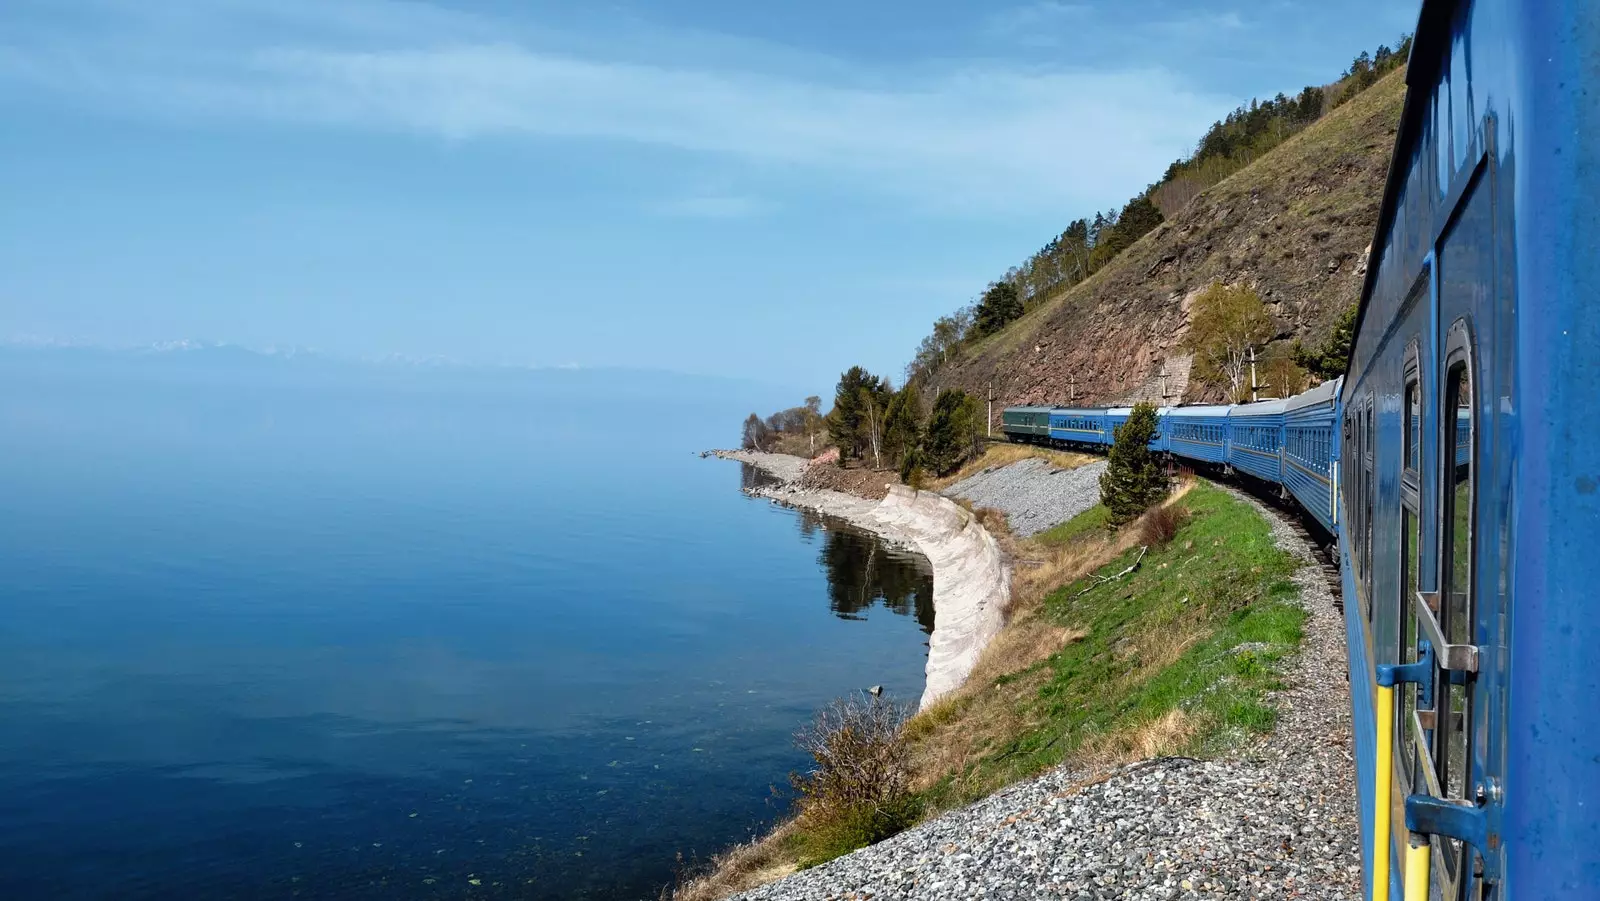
[1283,377,1342,413]
[1345,0,1456,386]
[1005,405,1054,413]
[1103,406,1179,416]
[1049,407,1107,416]
[1164,404,1233,417]
[1228,399,1288,417]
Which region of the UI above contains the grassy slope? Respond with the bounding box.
[909,483,1305,809]
[678,482,1309,899]
[934,68,1408,406]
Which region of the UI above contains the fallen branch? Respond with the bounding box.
[1075,546,1149,597]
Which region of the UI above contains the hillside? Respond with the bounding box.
[929,67,1407,407]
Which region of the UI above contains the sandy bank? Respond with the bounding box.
[713,450,1009,710]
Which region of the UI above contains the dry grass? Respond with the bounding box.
[1120,614,1212,686]
[925,443,1096,492]
[668,821,801,901]
[1071,709,1202,770]
[1010,528,1142,615]
[1138,504,1191,548]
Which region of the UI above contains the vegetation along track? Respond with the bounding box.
[700,476,1363,896]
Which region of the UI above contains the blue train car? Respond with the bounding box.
[1047,408,1110,448]
[1338,1,1600,896]
[1283,379,1340,535]
[1226,400,1287,484]
[1105,406,1167,452]
[1164,405,1231,464]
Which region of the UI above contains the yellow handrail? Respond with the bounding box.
[1404,836,1431,901]
[1374,684,1394,901]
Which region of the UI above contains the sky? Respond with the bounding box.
[0,0,1418,395]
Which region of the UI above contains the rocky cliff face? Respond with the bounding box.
[930,69,1407,408]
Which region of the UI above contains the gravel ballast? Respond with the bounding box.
[727,486,1361,901]
[944,459,1109,537]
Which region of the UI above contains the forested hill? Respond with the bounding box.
[919,65,1408,408]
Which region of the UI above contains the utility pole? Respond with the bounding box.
[1069,374,1076,405]
[986,380,993,438]
[1249,346,1259,403]
[1160,365,1169,404]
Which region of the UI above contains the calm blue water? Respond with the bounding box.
[0,353,933,900]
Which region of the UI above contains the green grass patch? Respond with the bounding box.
[919,483,1306,809]
[1035,503,1111,546]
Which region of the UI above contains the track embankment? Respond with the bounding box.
[715,450,1009,710]
[717,481,1361,901]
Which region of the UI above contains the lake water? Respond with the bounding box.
[0,352,933,900]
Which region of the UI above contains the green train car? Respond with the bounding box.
[1000,405,1051,443]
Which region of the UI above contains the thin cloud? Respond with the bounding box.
[0,0,1235,213]
[984,2,1091,43]
[649,195,770,220]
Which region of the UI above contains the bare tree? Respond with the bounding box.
[1184,282,1276,402]
[859,387,883,469]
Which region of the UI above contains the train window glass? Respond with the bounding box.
[1400,508,1420,787]
[1364,401,1374,597]
[1405,381,1420,473]
[1434,84,1451,197]
[1437,357,1475,883]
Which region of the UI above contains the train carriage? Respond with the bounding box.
[1337,0,1600,896]
[1226,400,1288,485]
[1283,379,1341,535]
[996,6,1600,895]
[1105,406,1168,452]
[1000,406,1051,444]
[1047,408,1110,448]
[1164,405,1231,464]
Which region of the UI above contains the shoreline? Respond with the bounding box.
[712,449,1009,710]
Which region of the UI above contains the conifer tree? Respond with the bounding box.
[882,385,923,470]
[827,366,890,464]
[1099,402,1169,527]
[924,388,981,475]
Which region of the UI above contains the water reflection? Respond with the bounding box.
[800,510,935,634]
[736,463,934,632]
[739,462,783,492]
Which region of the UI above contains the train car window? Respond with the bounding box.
[1405,381,1420,475]
[1440,359,1474,795]
[1433,338,1477,890]
[1400,507,1421,788]
[1364,399,1374,604]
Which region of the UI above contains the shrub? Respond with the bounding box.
[1138,504,1191,547]
[790,694,917,866]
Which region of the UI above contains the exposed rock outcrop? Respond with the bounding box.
[928,69,1407,408]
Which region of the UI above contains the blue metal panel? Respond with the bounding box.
[1165,406,1231,464]
[1227,401,1287,484]
[1504,1,1600,893]
[1048,407,1110,446]
[1334,0,1600,894]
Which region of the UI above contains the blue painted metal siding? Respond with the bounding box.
[1284,403,1337,534]
[1048,409,1109,445]
[1227,408,1286,484]
[1165,413,1229,464]
[1334,0,1600,894]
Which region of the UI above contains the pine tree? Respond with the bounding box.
[972,281,1024,337]
[827,367,891,464]
[882,385,923,470]
[924,388,982,476]
[1292,304,1357,379]
[1099,402,1169,527]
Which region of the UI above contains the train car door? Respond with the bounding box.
[1404,151,1510,899]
